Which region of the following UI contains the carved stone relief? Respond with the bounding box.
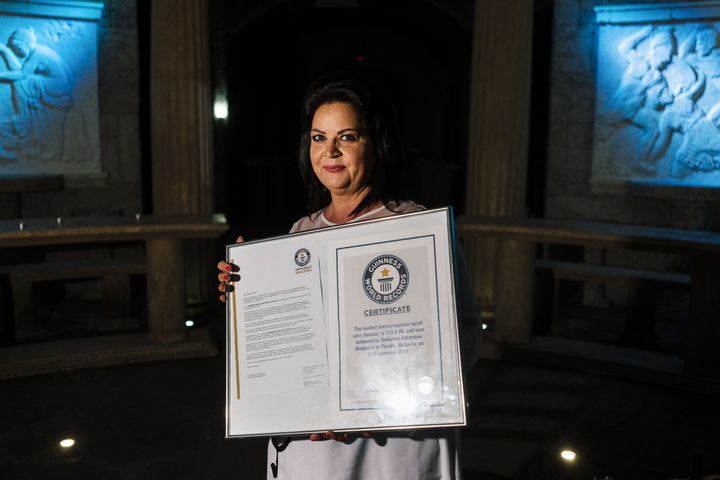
[593,3,720,188]
[0,5,102,177]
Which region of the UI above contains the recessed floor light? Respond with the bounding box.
[560,449,577,462]
[59,438,75,449]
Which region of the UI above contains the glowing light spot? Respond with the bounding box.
[185,320,195,327]
[481,323,488,330]
[417,376,434,395]
[386,394,417,414]
[560,449,577,462]
[214,97,229,120]
[59,438,75,448]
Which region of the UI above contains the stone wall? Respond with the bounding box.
[546,0,720,307]
[12,0,142,219]
[546,0,720,231]
[0,1,143,338]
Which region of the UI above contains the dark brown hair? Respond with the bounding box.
[298,75,401,217]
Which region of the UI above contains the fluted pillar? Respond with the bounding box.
[464,0,534,323]
[151,0,214,312]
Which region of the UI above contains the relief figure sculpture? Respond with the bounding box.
[646,25,720,178]
[648,70,705,164]
[679,24,720,112]
[671,99,720,178]
[598,26,676,173]
[647,68,720,178]
[0,27,73,163]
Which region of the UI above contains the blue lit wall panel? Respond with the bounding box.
[592,1,720,189]
[0,1,103,176]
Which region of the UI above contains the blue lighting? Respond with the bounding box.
[593,3,720,190]
[0,1,103,177]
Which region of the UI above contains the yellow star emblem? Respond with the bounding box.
[380,267,391,277]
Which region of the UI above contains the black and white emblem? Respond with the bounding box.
[363,254,409,304]
[294,248,311,267]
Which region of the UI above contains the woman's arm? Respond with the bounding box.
[0,43,23,70]
[0,69,25,81]
[453,239,482,371]
[0,49,39,81]
[618,25,654,60]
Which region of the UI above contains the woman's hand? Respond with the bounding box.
[217,235,244,303]
[309,431,371,443]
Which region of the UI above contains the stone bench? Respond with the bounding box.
[0,258,146,339]
[456,214,720,379]
[0,214,228,379]
[535,258,691,334]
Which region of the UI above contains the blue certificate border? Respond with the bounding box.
[336,234,444,412]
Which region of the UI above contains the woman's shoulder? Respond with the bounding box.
[290,211,323,233]
[290,201,424,232]
[387,200,426,214]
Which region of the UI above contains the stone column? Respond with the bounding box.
[150,0,214,313]
[464,0,534,334]
[147,239,186,343]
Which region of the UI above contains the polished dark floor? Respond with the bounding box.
[2,312,719,480]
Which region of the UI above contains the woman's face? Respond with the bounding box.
[310,102,374,199]
[9,37,30,58]
[650,42,672,70]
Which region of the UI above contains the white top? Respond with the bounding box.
[289,201,424,232]
[267,430,461,480]
[267,200,471,480]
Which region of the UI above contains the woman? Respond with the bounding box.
[0,28,73,161]
[218,76,480,479]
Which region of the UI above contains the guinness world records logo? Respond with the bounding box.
[294,248,311,267]
[363,255,409,304]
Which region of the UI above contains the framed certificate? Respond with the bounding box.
[225,207,465,438]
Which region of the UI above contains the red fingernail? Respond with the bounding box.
[223,274,229,281]
[225,265,232,272]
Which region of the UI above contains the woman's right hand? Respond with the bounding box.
[217,235,244,303]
